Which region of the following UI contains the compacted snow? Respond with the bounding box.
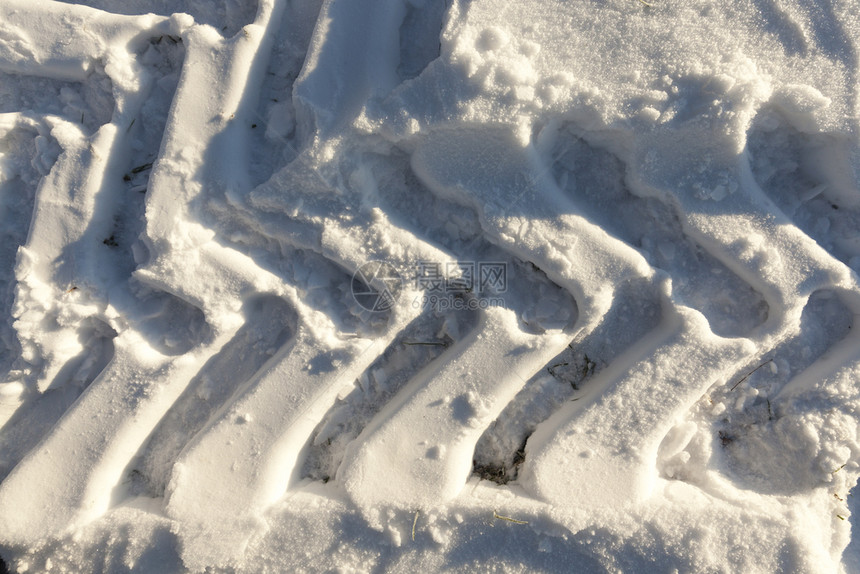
[1,0,860,571]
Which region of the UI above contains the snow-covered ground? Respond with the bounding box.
[1,0,860,571]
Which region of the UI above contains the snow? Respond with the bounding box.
[0,0,860,572]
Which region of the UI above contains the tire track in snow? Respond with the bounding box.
[166,143,573,564]
[406,124,757,508]
[1,0,860,571]
[0,0,291,549]
[0,26,185,478]
[517,109,860,506]
[0,114,61,412]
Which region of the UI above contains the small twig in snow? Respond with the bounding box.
[493,510,528,525]
[730,359,773,391]
[130,162,153,174]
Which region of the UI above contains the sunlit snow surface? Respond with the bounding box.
[1,0,860,571]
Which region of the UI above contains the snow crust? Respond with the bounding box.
[1,0,860,572]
